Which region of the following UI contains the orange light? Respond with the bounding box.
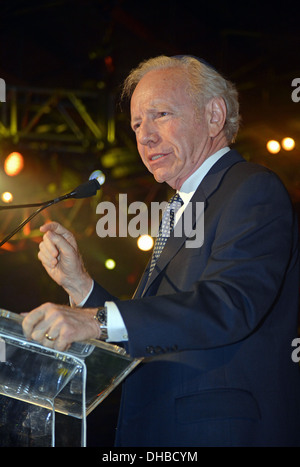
[282,137,295,151]
[137,234,154,251]
[104,56,114,73]
[266,140,281,154]
[4,152,24,176]
[1,191,13,203]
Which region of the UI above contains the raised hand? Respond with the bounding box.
[38,221,93,305]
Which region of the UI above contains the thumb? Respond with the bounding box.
[40,221,66,234]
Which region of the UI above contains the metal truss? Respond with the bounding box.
[0,85,115,154]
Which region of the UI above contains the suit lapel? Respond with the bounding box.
[134,150,245,298]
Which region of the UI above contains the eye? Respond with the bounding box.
[158,111,169,118]
[132,122,141,132]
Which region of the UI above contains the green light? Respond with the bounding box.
[105,258,116,270]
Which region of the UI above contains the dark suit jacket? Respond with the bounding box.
[85,149,300,446]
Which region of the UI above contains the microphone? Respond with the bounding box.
[0,176,103,210]
[67,177,102,199]
[0,175,104,247]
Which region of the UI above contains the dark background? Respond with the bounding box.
[0,0,299,446]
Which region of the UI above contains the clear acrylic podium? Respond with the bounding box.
[0,308,141,447]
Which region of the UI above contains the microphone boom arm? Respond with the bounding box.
[0,177,102,247]
[0,199,59,247]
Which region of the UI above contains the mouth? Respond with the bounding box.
[149,153,169,162]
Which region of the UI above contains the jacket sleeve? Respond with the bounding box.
[84,280,117,307]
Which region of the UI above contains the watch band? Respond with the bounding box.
[94,306,108,340]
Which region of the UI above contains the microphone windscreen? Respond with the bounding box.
[71,178,101,199]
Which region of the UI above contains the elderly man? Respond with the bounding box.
[22,55,300,447]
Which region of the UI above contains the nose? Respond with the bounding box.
[136,120,159,146]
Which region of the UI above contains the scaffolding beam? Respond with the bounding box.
[0,86,109,154]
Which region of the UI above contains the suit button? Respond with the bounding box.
[146,346,155,354]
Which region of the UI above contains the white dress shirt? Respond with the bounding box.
[78,147,230,341]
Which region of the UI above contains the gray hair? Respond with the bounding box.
[122,55,240,143]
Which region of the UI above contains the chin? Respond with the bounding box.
[152,171,169,184]
[154,175,177,189]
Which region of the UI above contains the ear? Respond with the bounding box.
[206,97,227,138]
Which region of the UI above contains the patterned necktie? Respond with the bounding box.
[148,193,183,277]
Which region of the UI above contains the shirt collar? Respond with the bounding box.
[178,147,230,205]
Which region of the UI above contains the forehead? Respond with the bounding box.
[130,68,191,113]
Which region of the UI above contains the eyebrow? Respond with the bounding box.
[131,99,176,117]
[130,105,168,126]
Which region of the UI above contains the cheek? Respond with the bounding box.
[136,142,145,160]
[137,144,152,170]
[170,123,194,157]
[173,138,192,164]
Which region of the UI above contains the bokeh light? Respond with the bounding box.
[4,152,24,176]
[105,258,116,270]
[281,137,295,151]
[1,191,13,203]
[266,140,281,154]
[137,234,154,251]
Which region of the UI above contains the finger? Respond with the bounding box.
[22,305,47,338]
[38,248,58,270]
[54,341,71,352]
[32,323,52,342]
[40,319,72,351]
[38,244,59,271]
[45,331,70,351]
[34,315,62,343]
[23,303,63,344]
[39,234,60,263]
[44,337,71,352]
[41,231,61,252]
[39,231,75,265]
[38,250,59,270]
[41,329,61,348]
[40,222,77,250]
[40,221,64,234]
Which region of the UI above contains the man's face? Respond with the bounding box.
[130,68,212,190]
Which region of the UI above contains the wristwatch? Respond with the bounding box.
[94,306,108,341]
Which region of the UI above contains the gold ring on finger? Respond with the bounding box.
[45,333,57,341]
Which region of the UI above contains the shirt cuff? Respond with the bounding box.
[69,282,128,342]
[105,301,129,342]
